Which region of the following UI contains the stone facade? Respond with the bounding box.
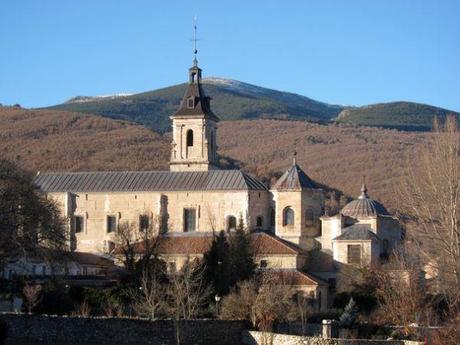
[242,331,424,345]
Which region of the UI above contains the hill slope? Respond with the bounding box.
[0,107,430,213]
[336,101,460,131]
[46,78,343,132]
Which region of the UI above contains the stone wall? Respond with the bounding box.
[242,331,425,345]
[0,313,247,345]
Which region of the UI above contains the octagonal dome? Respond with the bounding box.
[341,184,389,218]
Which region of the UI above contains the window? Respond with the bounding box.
[256,216,263,228]
[382,239,389,253]
[227,216,237,231]
[270,209,275,227]
[187,98,194,108]
[139,215,149,231]
[183,208,196,232]
[107,215,117,233]
[260,260,268,268]
[283,207,295,226]
[305,209,314,226]
[347,245,362,264]
[186,129,194,147]
[75,215,84,233]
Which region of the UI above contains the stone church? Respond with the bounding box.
[35,59,402,308]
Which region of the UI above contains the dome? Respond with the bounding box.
[341,184,389,218]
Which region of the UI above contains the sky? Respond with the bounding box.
[0,0,459,111]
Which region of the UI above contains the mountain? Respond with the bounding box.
[0,106,430,214]
[336,101,460,131]
[46,78,344,133]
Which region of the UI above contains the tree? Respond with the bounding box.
[114,215,160,275]
[228,229,256,286]
[400,116,459,303]
[373,252,432,332]
[0,160,67,270]
[22,283,42,313]
[202,231,230,296]
[131,263,167,320]
[339,297,358,329]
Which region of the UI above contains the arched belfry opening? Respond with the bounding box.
[186,130,194,147]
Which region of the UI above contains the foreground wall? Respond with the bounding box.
[242,331,425,345]
[0,314,247,345]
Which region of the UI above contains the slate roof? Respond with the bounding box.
[272,163,317,191]
[341,184,390,218]
[35,170,268,193]
[333,224,380,241]
[172,65,219,121]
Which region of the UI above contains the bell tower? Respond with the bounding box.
[169,23,219,172]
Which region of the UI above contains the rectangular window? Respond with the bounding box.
[347,245,362,264]
[107,215,117,233]
[183,208,196,232]
[260,260,268,268]
[75,215,84,233]
[139,215,149,231]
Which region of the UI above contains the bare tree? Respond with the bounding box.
[295,293,314,336]
[22,283,42,314]
[166,261,211,345]
[372,252,432,333]
[114,214,160,273]
[400,116,459,301]
[131,266,166,320]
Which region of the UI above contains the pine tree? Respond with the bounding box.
[202,231,230,295]
[228,229,256,286]
[339,297,359,329]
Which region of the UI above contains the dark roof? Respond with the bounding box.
[35,170,267,193]
[333,224,380,241]
[341,184,390,218]
[172,65,219,121]
[69,252,114,267]
[272,163,317,191]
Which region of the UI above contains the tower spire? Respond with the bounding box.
[192,16,199,67]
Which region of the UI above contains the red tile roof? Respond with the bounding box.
[116,231,305,257]
[268,269,328,287]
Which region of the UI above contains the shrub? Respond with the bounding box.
[0,319,8,345]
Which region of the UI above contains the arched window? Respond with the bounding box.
[283,207,295,226]
[256,216,263,228]
[227,216,237,231]
[305,209,314,226]
[186,129,194,147]
[270,208,275,227]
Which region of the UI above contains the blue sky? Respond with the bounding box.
[1,0,459,111]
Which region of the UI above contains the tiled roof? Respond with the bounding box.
[117,231,304,256]
[268,269,328,287]
[272,163,317,191]
[333,224,380,241]
[341,184,389,218]
[69,252,114,267]
[35,170,267,193]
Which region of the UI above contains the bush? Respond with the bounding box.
[0,319,8,345]
[34,279,74,315]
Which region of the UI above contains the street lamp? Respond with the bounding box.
[215,294,221,318]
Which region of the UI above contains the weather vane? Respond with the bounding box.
[192,16,199,66]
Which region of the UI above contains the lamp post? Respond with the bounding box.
[215,294,221,318]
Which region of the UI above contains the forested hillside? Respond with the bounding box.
[0,107,430,213]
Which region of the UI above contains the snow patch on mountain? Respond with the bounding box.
[65,93,133,104]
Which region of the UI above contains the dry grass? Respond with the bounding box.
[0,107,430,213]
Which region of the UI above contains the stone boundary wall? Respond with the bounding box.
[242,331,425,345]
[0,313,247,345]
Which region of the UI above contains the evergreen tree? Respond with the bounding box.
[202,231,230,295]
[228,229,256,286]
[339,297,359,329]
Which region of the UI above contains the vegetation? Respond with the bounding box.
[336,101,459,131]
[0,107,433,214]
[0,159,68,270]
[46,79,343,133]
